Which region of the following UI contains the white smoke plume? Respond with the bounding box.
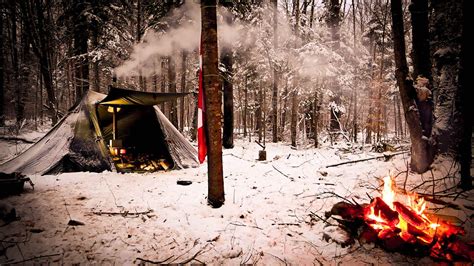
[115,1,243,77]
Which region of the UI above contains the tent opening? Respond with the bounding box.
[98,105,174,172]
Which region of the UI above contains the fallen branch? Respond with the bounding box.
[92,209,153,217]
[275,223,301,227]
[0,136,36,143]
[325,151,409,168]
[136,255,174,264]
[271,165,294,181]
[177,244,209,264]
[9,253,62,264]
[309,211,336,226]
[230,221,263,230]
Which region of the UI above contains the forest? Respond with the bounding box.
[0,0,472,264]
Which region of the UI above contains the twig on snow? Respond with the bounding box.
[309,211,336,226]
[9,253,62,264]
[230,221,263,230]
[301,191,352,204]
[92,209,153,217]
[136,255,174,264]
[177,243,209,264]
[272,165,294,181]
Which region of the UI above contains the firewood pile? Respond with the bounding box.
[320,176,473,262]
[112,153,170,172]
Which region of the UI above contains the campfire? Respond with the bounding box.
[323,176,473,262]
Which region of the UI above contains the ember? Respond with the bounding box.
[324,176,473,262]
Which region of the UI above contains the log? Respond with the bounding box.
[368,197,399,226]
[393,201,426,228]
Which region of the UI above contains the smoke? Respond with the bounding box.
[115,1,244,77]
[115,2,200,77]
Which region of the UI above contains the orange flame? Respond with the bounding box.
[364,175,455,245]
[382,175,396,210]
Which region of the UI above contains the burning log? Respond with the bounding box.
[393,201,426,228]
[366,197,399,226]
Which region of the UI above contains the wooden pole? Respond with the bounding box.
[112,107,118,140]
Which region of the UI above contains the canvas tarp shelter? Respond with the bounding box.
[0,87,198,175]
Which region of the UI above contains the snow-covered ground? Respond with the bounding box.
[0,135,472,265]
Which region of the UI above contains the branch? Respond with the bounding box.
[91,209,153,217]
[326,151,409,168]
[177,244,209,264]
[0,136,36,143]
[272,165,294,181]
[136,255,174,264]
[9,253,62,264]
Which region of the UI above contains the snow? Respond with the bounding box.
[0,138,472,264]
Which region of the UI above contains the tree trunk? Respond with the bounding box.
[327,0,342,133]
[153,60,158,92]
[312,91,321,147]
[221,36,234,148]
[391,0,433,173]
[136,0,145,91]
[19,0,57,125]
[353,83,358,142]
[290,90,298,147]
[10,1,23,126]
[92,26,100,92]
[410,0,432,138]
[201,0,224,208]
[0,8,4,126]
[430,0,462,155]
[257,85,263,142]
[73,0,89,104]
[180,50,187,132]
[458,0,472,190]
[397,94,403,137]
[168,56,178,127]
[19,11,31,127]
[309,0,315,28]
[271,0,279,143]
[327,0,341,49]
[352,0,356,47]
[280,79,288,139]
[410,0,431,81]
[243,76,248,138]
[160,57,166,111]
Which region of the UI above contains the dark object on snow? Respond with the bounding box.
[0,87,198,175]
[67,219,85,226]
[0,172,34,197]
[258,150,267,161]
[177,180,192,186]
[0,202,16,223]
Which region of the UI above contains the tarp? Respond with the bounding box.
[99,86,190,106]
[0,89,198,175]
